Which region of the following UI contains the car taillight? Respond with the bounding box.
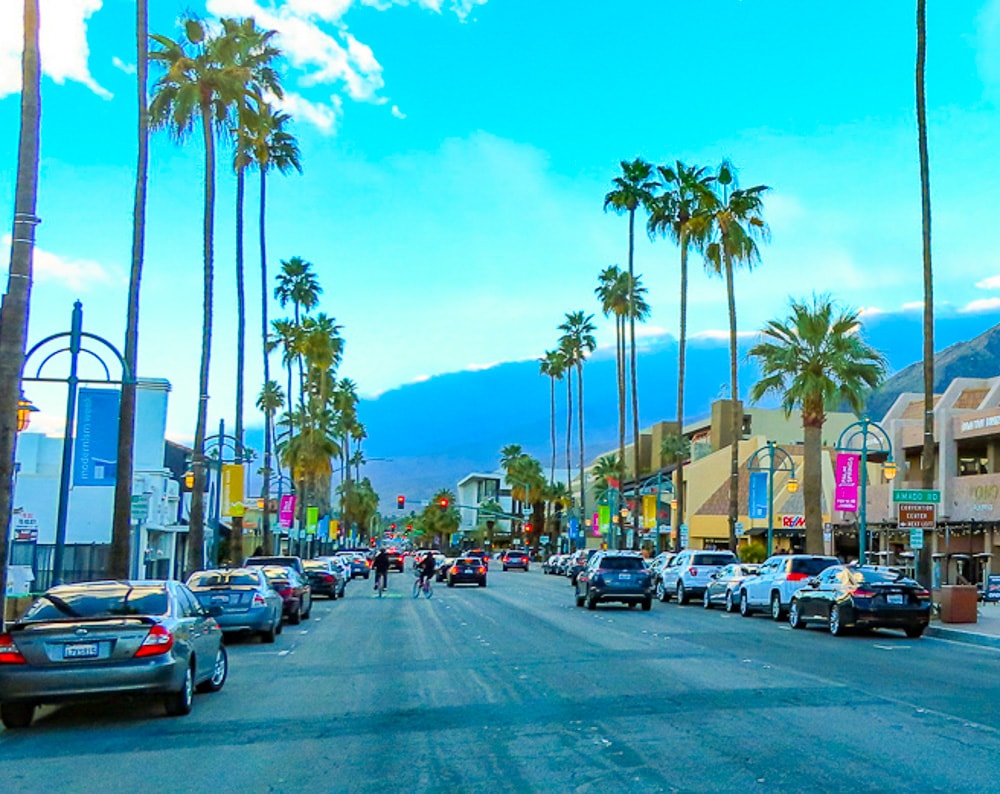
[787,572,808,581]
[322,574,334,583]
[478,567,486,575]
[365,560,372,567]
[853,589,877,599]
[450,567,459,575]
[278,587,293,597]
[0,633,25,665]
[134,624,174,658]
[253,594,267,607]
[688,567,698,577]
[914,588,931,599]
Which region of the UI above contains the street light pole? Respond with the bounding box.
[746,441,798,558]
[836,417,895,564]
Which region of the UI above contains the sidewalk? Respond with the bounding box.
[925,600,1000,649]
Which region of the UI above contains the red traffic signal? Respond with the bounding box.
[397,495,405,510]
[390,523,397,530]
[524,523,533,533]
[438,497,449,511]
[406,524,413,531]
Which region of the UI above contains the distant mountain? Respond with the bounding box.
[246,308,1000,505]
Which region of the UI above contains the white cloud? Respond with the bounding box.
[0,0,110,99]
[976,275,1000,290]
[961,297,1000,313]
[901,300,924,311]
[111,56,135,75]
[2,236,121,291]
[391,104,406,119]
[273,90,342,133]
[690,329,757,342]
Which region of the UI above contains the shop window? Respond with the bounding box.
[958,455,989,476]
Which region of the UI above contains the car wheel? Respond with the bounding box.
[702,588,712,609]
[641,598,652,612]
[302,601,311,620]
[724,589,736,613]
[165,663,194,717]
[503,565,508,571]
[289,605,301,625]
[479,580,486,587]
[261,622,277,643]
[789,601,804,629]
[0,702,35,729]
[198,645,228,693]
[829,605,846,636]
[905,624,925,639]
[585,591,597,610]
[575,592,585,607]
[739,590,752,617]
[770,593,785,621]
[447,578,455,587]
[676,582,688,605]
[656,581,669,603]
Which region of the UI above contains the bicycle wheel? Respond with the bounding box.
[424,580,433,599]
[412,577,421,598]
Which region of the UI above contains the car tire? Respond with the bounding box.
[289,605,301,625]
[702,588,712,609]
[198,645,228,693]
[789,601,804,629]
[479,580,486,587]
[770,593,785,621]
[676,582,688,605]
[829,605,847,636]
[0,702,35,730]
[575,592,585,607]
[724,590,736,613]
[656,581,669,603]
[905,624,925,639]
[503,565,508,571]
[165,663,194,717]
[739,590,752,617]
[447,578,455,587]
[641,598,652,612]
[585,591,597,610]
[302,601,311,620]
[261,622,277,643]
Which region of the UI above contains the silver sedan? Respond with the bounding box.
[702,563,760,612]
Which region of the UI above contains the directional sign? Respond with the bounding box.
[679,524,689,547]
[898,503,935,529]
[892,489,940,504]
[735,521,745,537]
[130,494,150,522]
[909,528,924,549]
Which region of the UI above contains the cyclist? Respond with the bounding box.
[372,548,390,593]
[416,551,437,592]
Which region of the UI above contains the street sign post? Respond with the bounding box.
[898,503,936,529]
[909,528,924,549]
[892,489,940,504]
[735,521,744,537]
[130,494,149,523]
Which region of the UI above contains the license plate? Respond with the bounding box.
[887,594,904,605]
[463,568,473,574]
[617,574,631,580]
[64,642,98,659]
[211,594,230,603]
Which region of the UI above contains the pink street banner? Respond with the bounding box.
[835,453,860,511]
[278,494,296,529]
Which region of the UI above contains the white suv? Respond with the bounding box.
[738,554,839,620]
[656,550,738,604]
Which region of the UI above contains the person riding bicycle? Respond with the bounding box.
[416,551,437,589]
[372,548,390,591]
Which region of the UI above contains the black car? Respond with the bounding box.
[255,566,312,624]
[789,565,932,638]
[575,552,653,610]
[463,549,491,569]
[302,559,345,599]
[386,550,405,572]
[501,550,530,571]
[446,557,487,587]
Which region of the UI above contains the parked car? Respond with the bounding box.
[501,550,530,571]
[436,557,455,583]
[186,567,283,642]
[739,554,840,620]
[244,555,306,578]
[789,564,932,637]
[446,557,488,587]
[543,554,563,575]
[0,580,228,729]
[336,551,371,580]
[303,559,346,599]
[574,551,653,610]
[567,549,598,585]
[255,566,312,624]
[316,556,352,596]
[701,563,759,611]
[463,549,491,569]
[657,549,739,604]
[647,552,675,585]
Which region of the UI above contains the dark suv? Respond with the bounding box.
[574,552,653,610]
[501,550,530,571]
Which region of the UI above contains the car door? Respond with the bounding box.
[743,559,772,605]
[176,584,217,681]
[661,553,685,592]
[798,567,832,620]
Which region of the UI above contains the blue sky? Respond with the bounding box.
[3,0,1000,441]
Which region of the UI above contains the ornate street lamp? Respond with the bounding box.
[836,417,895,563]
[16,397,38,432]
[746,441,798,557]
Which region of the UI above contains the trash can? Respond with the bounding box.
[938,585,978,623]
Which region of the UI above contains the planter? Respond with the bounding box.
[938,585,978,624]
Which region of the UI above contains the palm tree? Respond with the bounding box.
[647,162,714,540]
[249,105,302,554]
[149,16,251,573]
[916,0,936,585]
[558,311,596,533]
[748,296,886,555]
[274,256,322,412]
[256,379,284,551]
[604,158,657,524]
[699,160,770,550]
[595,268,629,494]
[539,349,565,486]
[109,0,149,578]
[0,0,41,604]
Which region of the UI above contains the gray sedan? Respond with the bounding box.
[187,568,283,642]
[702,563,760,612]
[0,580,228,729]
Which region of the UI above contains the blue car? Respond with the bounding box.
[187,568,283,642]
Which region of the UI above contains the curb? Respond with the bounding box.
[925,624,1000,649]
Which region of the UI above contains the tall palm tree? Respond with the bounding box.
[558,311,596,535]
[150,16,251,573]
[274,256,322,413]
[623,272,650,543]
[604,158,657,523]
[539,349,565,485]
[249,105,301,554]
[595,268,629,493]
[748,296,886,554]
[256,379,284,551]
[109,0,149,578]
[698,160,770,550]
[916,0,936,585]
[647,162,714,543]
[0,0,41,604]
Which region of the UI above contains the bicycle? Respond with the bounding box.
[412,571,433,599]
[374,571,388,598]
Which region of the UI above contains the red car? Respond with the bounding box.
[256,566,312,625]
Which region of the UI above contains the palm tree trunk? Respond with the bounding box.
[232,164,246,564]
[565,366,573,500]
[803,420,823,554]
[916,0,935,587]
[725,255,740,552]
[675,233,688,551]
[617,315,626,550]
[577,361,586,541]
[294,303,305,416]
[0,0,41,610]
[549,374,556,485]
[186,104,217,576]
[109,0,147,579]
[259,169,272,552]
[627,209,641,546]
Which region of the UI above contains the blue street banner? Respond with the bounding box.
[73,388,120,486]
[567,517,579,539]
[748,471,768,520]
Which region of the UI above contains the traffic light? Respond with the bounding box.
[524,522,533,533]
[390,523,397,531]
[438,497,449,512]
[406,524,413,531]
[397,495,405,510]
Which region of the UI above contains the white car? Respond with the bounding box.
[738,554,840,620]
[656,549,738,604]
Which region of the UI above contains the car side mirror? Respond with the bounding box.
[807,577,820,587]
[207,605,224,618]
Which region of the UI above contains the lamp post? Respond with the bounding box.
[746,441,799,557]
[201,419,253,565]
[2,398,37,628]
[21,301,132,586]
[637,471,674,553]
[836,417,896,563]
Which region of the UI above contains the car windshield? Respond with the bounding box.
[850,568,907,585]
[302,561,328,572]
[599,557,644,571]
[24,583,168,620]
[259,566,295,582]
[692,553,735,566]
[790,557,838,576]
[188,571,259,588]
[456,559,479,566]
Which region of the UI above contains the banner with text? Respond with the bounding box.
[72,388,120,486]
[220,464,244,517]
[278,494,296,529]
[748,471,768,519]
[834,453,860,511]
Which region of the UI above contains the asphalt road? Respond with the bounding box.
[2,567,1000,793]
